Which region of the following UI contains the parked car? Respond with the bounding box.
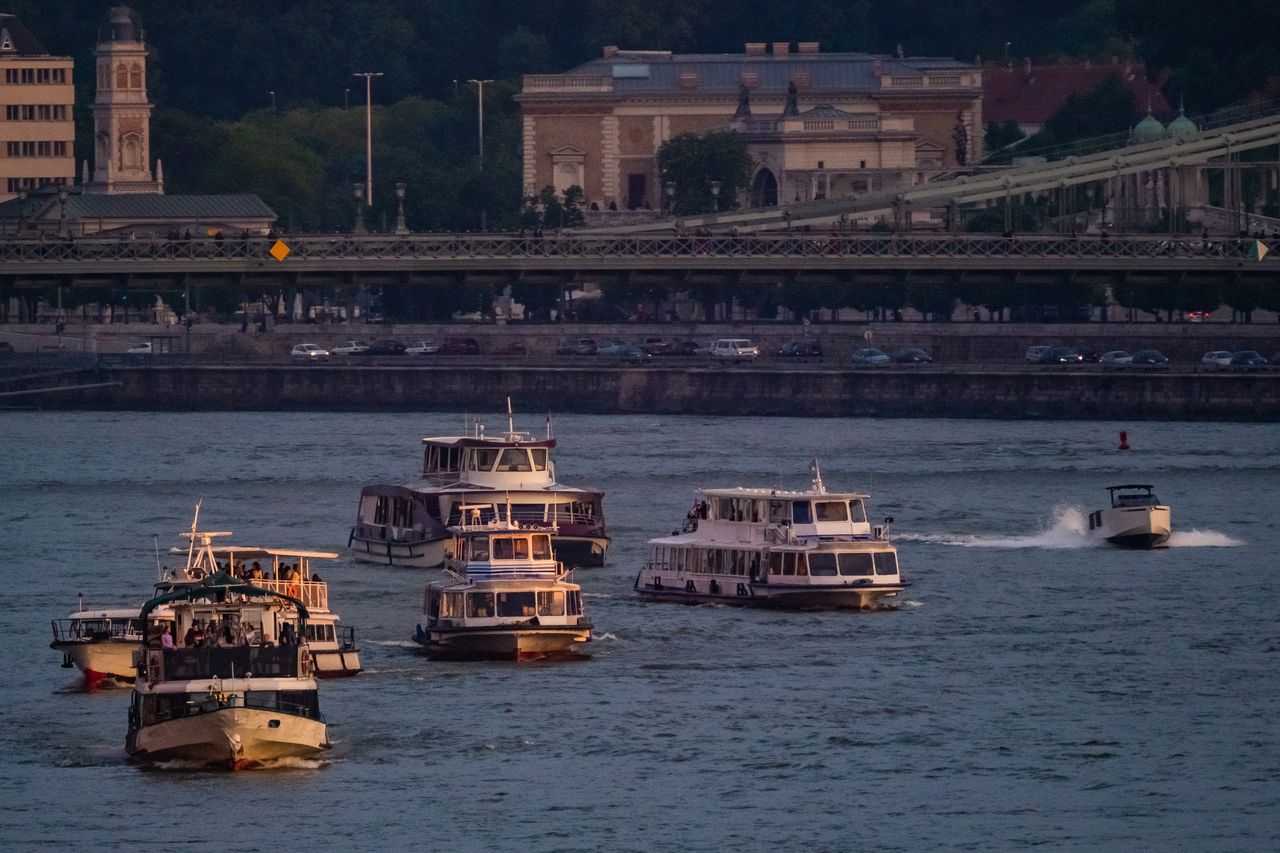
[893,347,933,364]
[367,338,407,356]
[598,343,652,362]
[710,338,760,360]
[1074,347,1101,363]
[776,340,824,359]
[1230,350,1267,369]
[491,340,527,356]
[1099,350,1133,367]
[556,338,597,356]
[1201,350,1233,367]
[850,347,891,366]
[435,336,481,356]
[404,341,435,355]
[1131,349,1170,368]
[1038,346,1083,365]
[125,342,153,355]
[595,341,629,358]
[332,340,371,356]
[667,340,706,356]
[1024,345,1052,363]
[641,337,672,355]
[290,343,330,362]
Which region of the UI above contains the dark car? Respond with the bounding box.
[599,343,652,362]
[491,340,527,357]
[1131,349,1170,367]
[893,347,933,364]
[1230,350,1267,369]
[667,340,704,356]
[367,338,407,355]
[556,338,597,356]
[436,336,481,356]
[777,340,824,359]
[1038,346,1083,364]
[642,337,672,355]
[1074,347,1101,363]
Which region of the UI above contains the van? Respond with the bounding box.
[711,338,760,360]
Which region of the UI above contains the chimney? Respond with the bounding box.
[797,41,820,55]
[602,45,619,58]
[772,42,790,57]
[744,42,766,56]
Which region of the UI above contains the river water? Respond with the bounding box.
[1,412,1276,851]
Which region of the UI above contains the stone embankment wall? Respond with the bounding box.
[13,364,1280,420]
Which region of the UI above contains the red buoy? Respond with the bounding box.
[1118,430,1130,451]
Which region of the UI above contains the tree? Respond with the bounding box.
[657,131,751,215]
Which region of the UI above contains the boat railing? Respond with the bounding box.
[51,617,142,643]
[145,645,309,681]
[143,692,325,724]
[445,507,601,528]
[250,578,328,611]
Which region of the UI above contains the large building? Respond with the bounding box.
[0,13,75,200]
[517,42,983,214]
[84,5,162,195]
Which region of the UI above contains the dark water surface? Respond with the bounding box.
[1,412,1277,851]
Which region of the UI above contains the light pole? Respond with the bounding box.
[269,90,275,112]
[394,182,408,235]
[710,180,721,212]
[353,183,366,234]
[353,71,383,206]
[467,79,494,230]
[665,181,676,216]
[344,88,350,110]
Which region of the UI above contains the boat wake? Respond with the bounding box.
[366,639,420,648]
[592,632,619,641]
[898,507,1242,549]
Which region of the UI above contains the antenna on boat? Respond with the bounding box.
[809,459,826,494]
[506,396,514,437]
[186,500,202,571]
[153,534,162,579]
[546,412,552,440]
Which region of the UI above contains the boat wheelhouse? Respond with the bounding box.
[126,573,329,770]
[635,464,907,610]
[413,518,591,661]
[350,409,608,569]
[1086,484,1171,549]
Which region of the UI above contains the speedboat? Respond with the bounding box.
[126,572,329,770]
[51,508,361,686]
[634,461,908,610]
[413,513,592,661]
[350,402,609,569]
[1086,485,1171,548]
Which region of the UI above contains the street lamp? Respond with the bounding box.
[56,186,68,237]
[269,90,275,111]
[344,88,350,110]
[353,182,366,234]
[665,181,676,215]
[394,182,408,235]
[710,180,722,212]
[353,71,384,206]
[467,78,495,230]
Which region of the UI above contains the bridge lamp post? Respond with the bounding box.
[269,90,275,112]
[710,180,721,213]
[467,79,494,230]
[665,181,676,216]
[353,71,383,206]
[353,183,367,234]
[394,182,409,235]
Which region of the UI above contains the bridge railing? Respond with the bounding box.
[0,233,1264,265]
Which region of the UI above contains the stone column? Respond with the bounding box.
[600,115,620,208]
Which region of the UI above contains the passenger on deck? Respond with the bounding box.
[184,623,201,647]
[160,626,175,649]
[250,561,263,579]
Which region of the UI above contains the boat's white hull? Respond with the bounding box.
[51,641,137,686]
[349,535,448,568]
[311,647,362,677]
[634,574,904,610]
[1088,506,1171,549]
[417,627,591,661]
[127,707,328,769]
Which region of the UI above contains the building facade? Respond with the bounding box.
[0,14,75,201]
[517,43,983,214]
[85,6,162,195]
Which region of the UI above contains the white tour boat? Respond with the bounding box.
[351,405,609,569]
[1086,484,1172,548]
[51,510,361,685]
[634,463,908,609]
[413,513,592,661]
[126,572,329,770]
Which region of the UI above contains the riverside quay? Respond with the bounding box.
[0,232,1275,290]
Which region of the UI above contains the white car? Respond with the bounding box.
[125,342,152,354]
[404,341,437,355]
[332,340,371,356]
[710,338,760,359]
[290,343,330,362]
[1201,350,1233,367]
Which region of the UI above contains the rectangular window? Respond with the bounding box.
[36,141,50,156]
[513,537,529,560]
[4,105,15,120]
[782,553,795,576]
[849,500,867,523]
[807,553,838,576]
[838,552,874,576]
[53,68,67,83]
[21,68,34,84]
[874,552,898,575]
[768,552,782,574]
[54,141,66,156]
[441,592,464,618]
[36,68,50,83]
[493,537,514,560]
[5,142,17,157]
[470,536,489,561]
[792,502,812,524]
[497,591,536,617]
[530,448,548,471]
[497,449,532,472]
[532,535,551,560]
[4,70,15,84]
[21,105,34,120]
[467,592,494,618]
[815,501,849,522]
[537,590,565,616]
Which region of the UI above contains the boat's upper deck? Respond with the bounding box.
[678,485,879,545]
[446,524,565,580]
[421,428,559,487]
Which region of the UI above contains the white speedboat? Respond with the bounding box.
[52,509,361,685]
[1086,485,1171,548]
[634,462,908,610]
[126,572,329,770]
[350,404,609,569]
[413,514,591,661]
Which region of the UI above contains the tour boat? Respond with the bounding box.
[412,513,592,661]
[51,510,361,685]
[634,462,908,609]
[126,572,329,770]
[1086,484,1171,548]
[350,405,609,569]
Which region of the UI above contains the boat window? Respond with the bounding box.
[513,537,530,559]
[838,552,874,576]
[815,501,848,522]
[533,535,551,560]
[427,590,440,619]
[470,449,500,471]
[537,590,565,616]
[441,592,464,618]
[792,502,812,524]
[531,449,548,471]
[567,590,582,615]
[849,500,867,523]
[471,536,489,561]
[497,591,537,617]
[768,500,789,523]
[373,496,389,525]
[497,449,533,472]
[782,553,796,575]
[493,538,514,560]
[507,503,545,524]
[808,553,838,576]
[467,592,495,617]
[768,552,782,574]
[874,552,898,575]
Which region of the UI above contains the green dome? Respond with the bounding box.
[1167,108,1197,138]
[1131,108,1167,143]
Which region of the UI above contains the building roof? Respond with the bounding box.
[797,104,855,119]
[101,6,140,43]
[563,49,975,95]
[1131,109,1167,143]
[0,14,50,56]
[64,193,276,220]
[983,60,1172,126]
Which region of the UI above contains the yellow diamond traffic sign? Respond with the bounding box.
[269,239,291,262]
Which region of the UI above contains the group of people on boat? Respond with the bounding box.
[151,618,299,650]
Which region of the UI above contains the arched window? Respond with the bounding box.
[116,63,128,89]
[120,133,142,170]
[129,63,142,89]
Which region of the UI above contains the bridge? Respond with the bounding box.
[0,232,1275,292]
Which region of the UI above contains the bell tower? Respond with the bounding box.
[85,6,162,194]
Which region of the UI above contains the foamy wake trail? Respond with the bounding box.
[1167,529,1242,547]
[592,632,619,641]
[897,506,1098,550]
[367,639,419,648]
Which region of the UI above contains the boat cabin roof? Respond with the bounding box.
[423,434,555,449]
[182,546,338,560]
[699,487,869,501]
[1107,484,1154,493]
